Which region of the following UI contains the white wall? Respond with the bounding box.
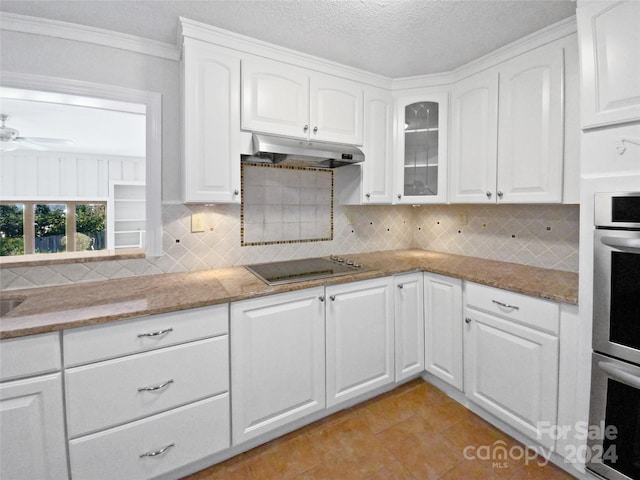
[0,29,182,202]
[0,151,144,199]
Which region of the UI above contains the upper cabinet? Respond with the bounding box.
[577,0,640,128]
[394,91,449,204]
[362,87,394,203]
[241,57,364,145]
[182,38,241,204]
[449,41,565,204]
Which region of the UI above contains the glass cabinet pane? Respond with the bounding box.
[404,101,439,197]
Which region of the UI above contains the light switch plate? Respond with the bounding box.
[191,213,205,232]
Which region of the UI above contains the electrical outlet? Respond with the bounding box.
[457,212,467,226]
[191,213,205,232]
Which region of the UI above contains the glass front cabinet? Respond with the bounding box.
[394,92,448,204]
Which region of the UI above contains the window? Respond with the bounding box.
[0,201,106,256]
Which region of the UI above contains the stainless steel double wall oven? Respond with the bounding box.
[589,192,640,480]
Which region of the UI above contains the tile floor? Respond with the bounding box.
[183,379,575,480]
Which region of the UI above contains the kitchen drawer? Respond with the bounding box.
[464,282,559,335]
[66,336,228,437]
[0,332,61,382]
[64,304,228,366]
[69,393,230,480]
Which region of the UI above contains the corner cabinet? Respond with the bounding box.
[326,277,394,407]
[449,40,565,204]
[424,273,463,390]
[241,57,364,145]
[394,272,425,382]
[577,0,640,128]
[394,91,448,204]
[182,37,241,203]
[230,287,326,445]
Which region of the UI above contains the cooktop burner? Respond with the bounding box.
[245,256,365,285]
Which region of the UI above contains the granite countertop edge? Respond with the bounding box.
[0,249,579,339]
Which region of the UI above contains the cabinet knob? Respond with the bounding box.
[486,191,492,199]
[313,126,318,134]
[465,318,472,324]
[497,191,503,199]
[233,189,239,195]
[397,194,402,200]
[329,295,336,301]
[365,193,371,198]
[304,124,309,132]
[398,284,404,289]
[319,295,325,302]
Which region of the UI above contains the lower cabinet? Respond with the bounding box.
[326,277,394,408]
[230,287,326,444]
[394,272,425,382]
[0,372,69,480]
[64,305,230,480]
[463,282,559,450]
[424,273,463,390]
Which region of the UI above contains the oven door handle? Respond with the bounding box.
[601,236,640,253]
[599,361,640,389]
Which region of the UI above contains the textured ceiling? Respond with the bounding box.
[0,0,576,78]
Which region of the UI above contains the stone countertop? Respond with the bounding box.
[0,249,578,339]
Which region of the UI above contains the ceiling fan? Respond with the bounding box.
[0,114,74,152]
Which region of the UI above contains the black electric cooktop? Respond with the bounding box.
[245,256,366,285]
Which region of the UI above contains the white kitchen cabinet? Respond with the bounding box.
[424,273,463,390]
[362,86,394,203]
[182,38,241,203]
[230,287,326,444]
[577,0,640,128]
[394,272,425,382]
[69,394,229,480]
[66,305,230,478]
[449,41,565,204]
[394,91,448,204]
[449,69,499,204]
[326,277,394,407]
[463,282,559,450]
[0,334,68,480]
[242,57,364,145]
[497,42,564,203]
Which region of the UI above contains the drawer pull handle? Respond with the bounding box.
[137,328,173,338]
[492,300,519,311]
[139,443,175,458]
[137,379,174,393]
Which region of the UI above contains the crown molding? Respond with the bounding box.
[0,12,180,61]
[392,15,577,91]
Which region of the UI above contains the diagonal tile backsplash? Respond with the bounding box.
[0,201,579,291]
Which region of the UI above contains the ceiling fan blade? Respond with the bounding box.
[12,138,48,151]
[17,136,74,145]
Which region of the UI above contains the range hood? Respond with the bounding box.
[243,133,364,168]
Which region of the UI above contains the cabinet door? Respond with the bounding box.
[449,70,499,204]
[230,287,325,444]
[362,87,394,203]
[241,57,310,139]
[497,43,564,203]
[464,308,559,450]
[183,39,241,203]
[326,277,394,407]
[394,273,425,382]
[0,373,69,480]
[310,73,364,145]
[394,92,448,204]
[578,1,640,128]
[424,273,463,390]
